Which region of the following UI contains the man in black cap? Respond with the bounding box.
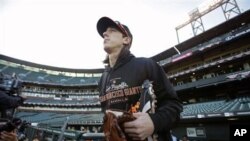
[97,17,182,141]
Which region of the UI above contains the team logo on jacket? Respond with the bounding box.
[99,78,142,103]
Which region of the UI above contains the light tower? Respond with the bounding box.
[175,0,241,43]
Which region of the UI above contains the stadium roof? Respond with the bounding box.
[0,54,104,73]
[152,9,250,62]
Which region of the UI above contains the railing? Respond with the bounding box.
[25,126,105,141]
[174,69,250,91]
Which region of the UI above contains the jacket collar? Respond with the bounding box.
[106,48,135,71]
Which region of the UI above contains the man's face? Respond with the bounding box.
[102,27,126,53]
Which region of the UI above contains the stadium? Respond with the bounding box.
[1,0,250,141]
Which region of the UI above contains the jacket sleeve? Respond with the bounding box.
[146,60,183,133]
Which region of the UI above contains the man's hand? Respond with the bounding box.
[123,112,154,141]
[0,131,18,141]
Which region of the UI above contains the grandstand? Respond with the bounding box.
[0,55,104,140]
[152,6,250,141]
[1,2,250,141]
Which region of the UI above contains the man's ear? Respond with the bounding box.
[123,37,131,45]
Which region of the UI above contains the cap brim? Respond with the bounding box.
[97,17,121,38]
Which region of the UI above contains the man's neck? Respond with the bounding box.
[108,47,123,68]
[109,51,120,68]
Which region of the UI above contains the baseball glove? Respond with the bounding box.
[103,111,136,141]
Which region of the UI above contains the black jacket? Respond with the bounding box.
[98,49,183,141]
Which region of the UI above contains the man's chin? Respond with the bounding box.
[104,47,111,54]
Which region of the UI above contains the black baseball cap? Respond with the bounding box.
[97,17,133,41]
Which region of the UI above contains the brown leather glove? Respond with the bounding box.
[103,111,136,141]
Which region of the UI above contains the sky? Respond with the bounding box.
[0,0,250,69]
